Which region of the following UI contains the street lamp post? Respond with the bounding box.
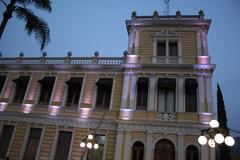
[198,119,235,159]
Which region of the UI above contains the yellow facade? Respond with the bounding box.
[0,11,215,160]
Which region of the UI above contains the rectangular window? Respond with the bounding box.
[23,128,42,160]
[185,79,198,112]
[136,77,149,110]
[158,78,176,112]
[87,135,105,160]
[0,125,14,159]
[157,42,166,56]
[54,131,72,160]
[169,42,178,56]
[65,77,83,106]
[95,78,113,109]
[0,75,7,94]
[38,77,55,105]
[12,76,30,103]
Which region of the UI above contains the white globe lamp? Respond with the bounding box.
[225,136,235,146]
[210,120,219,128]
[198,135,207,145]
[87,142,92,149]
[88,134,94,140]
[93,143,99,149]
[214,133,224,144]
[80,142,86,148]
[208,139,216,148]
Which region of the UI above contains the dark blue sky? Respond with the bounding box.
[0,0,240,134]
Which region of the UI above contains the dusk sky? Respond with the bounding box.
[0,0,240,134]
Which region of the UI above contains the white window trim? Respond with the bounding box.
[152,31,182,64]
[0,73,8,98]
[134,76,149,111]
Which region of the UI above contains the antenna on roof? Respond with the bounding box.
[164,0,170,15]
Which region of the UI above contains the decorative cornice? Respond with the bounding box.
[0,112,206,135]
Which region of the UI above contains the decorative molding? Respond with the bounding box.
[0,112,203,135]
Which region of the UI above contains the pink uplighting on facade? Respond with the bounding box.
[79,108,92,118]
[48,106,61,116]
[126,55,138,63]
[197,56,210,64]
[21,104,33,114]
[0,102,7,111]
[119,108,134,120]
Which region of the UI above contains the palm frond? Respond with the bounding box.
[16,0,51,12]
[15,6,50,50]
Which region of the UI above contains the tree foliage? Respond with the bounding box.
[0,0,52,50]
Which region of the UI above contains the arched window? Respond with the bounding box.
[132,141,144,160]
[154,139,175,160]
[186,145,199,160]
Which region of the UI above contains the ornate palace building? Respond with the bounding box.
[0,10,215,160]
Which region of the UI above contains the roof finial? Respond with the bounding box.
[164,0,170,15]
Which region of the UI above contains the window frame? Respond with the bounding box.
[157,78,176,113]
[53,130,73,160]
[64,77,83,107]
[37,76,56,105]
[136,77,149,111]
[12,76,30,104]
[152,32,182,63]
[0,125,15,159]
[22,127,42,160]
[184,78,198,113]
[94,77,114,110]
[0,75,7,96]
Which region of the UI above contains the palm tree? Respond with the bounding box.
[0,0,51,50]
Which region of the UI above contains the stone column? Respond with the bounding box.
[121,74,130,109]
[114,130,124,160]
[198,75,205,112]
[128,28,134,55]
[177,134,184,160]
[129,74,137,109]
[178,76,184,112]
[146,131,153,160]
[202,31,209,56]
[148,74,156,111]
[205,75,213,112]
[123,131,131,160]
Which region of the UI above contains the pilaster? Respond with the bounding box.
[129,74,137,109]
[146,131,153,160]
[114,130,124,160]
[177,134,184,160]
[120,74,130,109]
[198,76,205,112]
[123,131,131,160]
[148,74,156,111]
[205,75,213,112]
[178,76,184,112]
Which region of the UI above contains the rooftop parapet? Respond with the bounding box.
[126,10,211,32]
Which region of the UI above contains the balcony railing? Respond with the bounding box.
[156,112,176,121]
[0,56,124,65]
[0,54,211,65]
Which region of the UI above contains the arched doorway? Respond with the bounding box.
[154,139,175,160]
[186,145,199,160]
[131,141,144,160]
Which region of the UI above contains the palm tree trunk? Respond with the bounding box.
[0,0,16,39]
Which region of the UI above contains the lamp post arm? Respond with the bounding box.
[229,128,240,134]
